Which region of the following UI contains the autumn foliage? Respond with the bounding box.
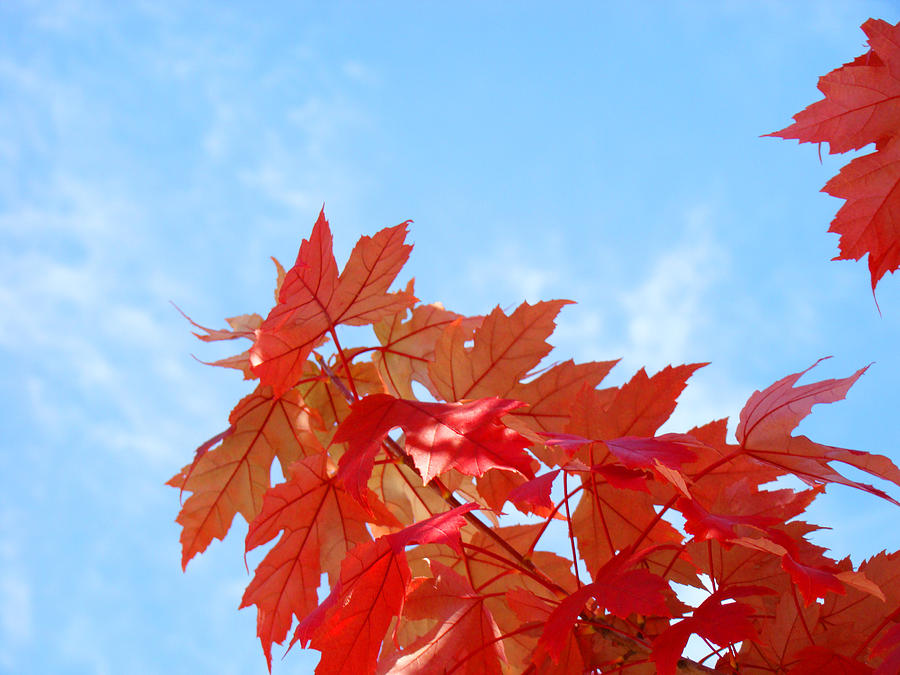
[171,17,900,675]
[770,18,900,292]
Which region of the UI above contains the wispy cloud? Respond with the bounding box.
[456,207,746,432]
[551,205,748,432]
[464,236,563,305]
[0,171,217,464]
[0,509,32,670]
[617,206,723,373]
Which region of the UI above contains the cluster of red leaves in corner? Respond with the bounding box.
[769,18,900,292]
[170,207,900,675]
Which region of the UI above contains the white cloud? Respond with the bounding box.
[455,207,749,433]
[616,206,722,371]
[202,99,237,160]
[620,238,716,370]
[240,163,317,212]
[550,205,749,432]
[464,236,563,305]
[234,93,371,218]
[0,175,229,466]
[342,59,380,86]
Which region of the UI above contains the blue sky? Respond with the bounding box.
[3,2,900,673]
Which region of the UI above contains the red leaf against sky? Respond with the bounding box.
[240,454,380,669]
[173,306,264,378]
[768,19,900,154]
[571,473,684,580]
[175,210,900,674]
[781,553,846,605]
[770,18,900,289]
[680,418,785,507]
[251,209,416,395]
[334,394,534,501]
[566,363,706,444]
[504,359,617,434]
[677,480,819,545]
[292,505,475,675]
[652,587,769,675]
[175,306,263,343]
[736,359,900,503]
[823,134,900,288]
[507,470,559,512]
[294,537,408,675]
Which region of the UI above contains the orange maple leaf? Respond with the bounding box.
[167,386,323,568]
[428,299,572,402]
[379,561,507,675]
[372,299,477,399]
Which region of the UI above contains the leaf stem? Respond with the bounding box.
[563,470,582,588]
[525,479,583,557]
[327,327,360,400]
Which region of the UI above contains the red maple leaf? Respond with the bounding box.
[371,299,475,399]
[781,553,846,605]
[787,646,873,675]
[677,480,819,545]
[544,431,699,497]
[291,504,476,675]
[768,19,900,154]
[873,623,900,675]
[292,537,408,674]
[565,363,707,447]
[601,434,700,470]
[379,561,507,675]
[823,134,900,289]
[334,394,534,501]
[540,552,672,661]
[250,209,416,395]
[769,18,900,289]
[507,470,559,512]
[736,359,900,503]
[239,454,383,668]
[652,586,770,675]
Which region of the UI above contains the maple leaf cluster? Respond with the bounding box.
[170,205,900,674]
[769,18,900,292]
